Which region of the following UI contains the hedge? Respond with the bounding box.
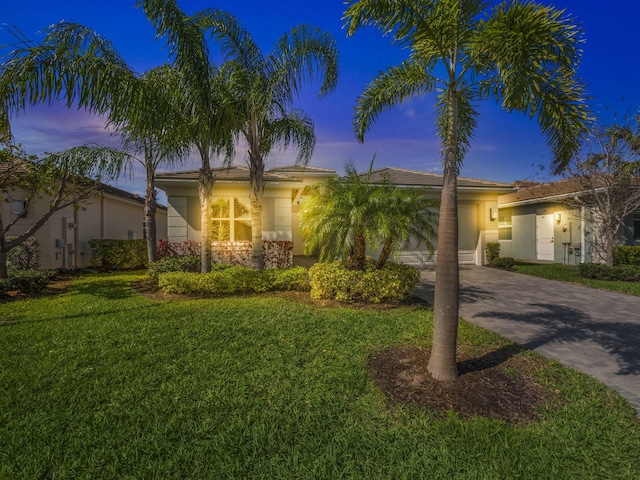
[157,266,309,296]
[485,242,501,264]
[614,246,640,266]
[89,239,148,270]
[579,263,640,282]
[0,270,57,295]
[308,261,420,304]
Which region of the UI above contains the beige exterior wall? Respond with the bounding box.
[2,188,167,270]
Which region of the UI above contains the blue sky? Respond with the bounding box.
[2,0,639,199]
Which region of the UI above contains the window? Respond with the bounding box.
[211,197,252,241]
[634,215,640,242]
[498,213,512,241]
[12,200,26,215]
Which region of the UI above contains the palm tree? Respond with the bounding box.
[139,1,240,272]
[299,162,438,270]
[344,0,591,380]
[0,23,187,265]
[190,11,339,269]
[113,65,197,264]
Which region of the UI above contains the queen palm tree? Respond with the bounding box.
[344,0,591,380]
[188,11,339,269]
[0,23,195,265]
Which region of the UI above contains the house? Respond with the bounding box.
[155,165,514,267]
[3,183,168,270]
[497,179,640,264]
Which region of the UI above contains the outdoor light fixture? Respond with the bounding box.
[490,208,498,221]
[555,213,561,223]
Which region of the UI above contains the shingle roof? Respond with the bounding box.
[267,165,336,175]
[359,167,514,190]
[499,178,591,205]
[155,165,300,183]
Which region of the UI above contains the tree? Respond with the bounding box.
[566,119,640,266]
[299,162,438,270]
[344,0,591,380]
[0,144,129,278]
[193,11,339,269]
[0,23,180,266]
[114,65,194,264]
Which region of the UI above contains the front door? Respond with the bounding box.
[536,214,554,261]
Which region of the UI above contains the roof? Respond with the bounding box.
[267,165,337,175]
[155,165,301,183]
[499,178,584,205]
[360,167,514,191]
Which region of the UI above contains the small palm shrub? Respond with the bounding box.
[308,260,420,304]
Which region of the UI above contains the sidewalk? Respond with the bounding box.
[415,266,640,415]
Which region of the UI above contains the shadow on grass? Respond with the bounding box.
[457,344,526,375]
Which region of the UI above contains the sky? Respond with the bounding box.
[2,0,640,201]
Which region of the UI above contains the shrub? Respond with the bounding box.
[6,270,57,294]
[614,246,640,266]
[308,261,420,304]
[491,256,515,268]
[485,242,500,264]
[158,266,308,296]
[147,255,202,283]
[579,263,640,281]
[7,237,40,271]
[89,239,148,270]
[157,239,201,258]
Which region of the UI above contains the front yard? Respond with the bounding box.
[1,271,638,479]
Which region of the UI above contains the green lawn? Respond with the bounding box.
[1,272,638,479]
[513,262,640,296]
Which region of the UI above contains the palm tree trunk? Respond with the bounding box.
[199,162,214,273]
[428,88,460,382]
[144,155,158,264]
[376,241,392,269]
[249,152,265,270]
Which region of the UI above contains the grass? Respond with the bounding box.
[1,271,639,479]
[513,262,640,296]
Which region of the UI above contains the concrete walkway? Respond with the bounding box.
[415,266,640,415]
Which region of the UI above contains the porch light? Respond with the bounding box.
[555,213,561,223]
[490,208,498,221]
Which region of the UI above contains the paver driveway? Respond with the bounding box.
[415,266,640,415]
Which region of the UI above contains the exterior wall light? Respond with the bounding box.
[490,208,498,221]
[555,213,561,223]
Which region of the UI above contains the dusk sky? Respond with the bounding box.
[2,0,639,200]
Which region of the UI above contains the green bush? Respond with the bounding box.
[579,263,640,281]
[89,239,148,270]
[5,270,57,294]
[308,261,420,304]
[158,266,309,296]
[614,246,640,266]
[7,238,40,271]
[485,242,501,264]
[491,256,515,268]
[147,255,202,283]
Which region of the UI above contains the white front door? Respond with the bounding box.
[536,214,555,261]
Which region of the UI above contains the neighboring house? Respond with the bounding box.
[3,183,167,270]
[498,179,640,264]
[156,165,514,267]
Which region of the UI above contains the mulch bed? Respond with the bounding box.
[369,344,556,424]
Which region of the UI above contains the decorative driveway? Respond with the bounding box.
[416,266,640,416]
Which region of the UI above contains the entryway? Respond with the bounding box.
[536,214,554,261]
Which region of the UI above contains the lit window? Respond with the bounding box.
[499,213,512,241]
[211,197,252,241]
